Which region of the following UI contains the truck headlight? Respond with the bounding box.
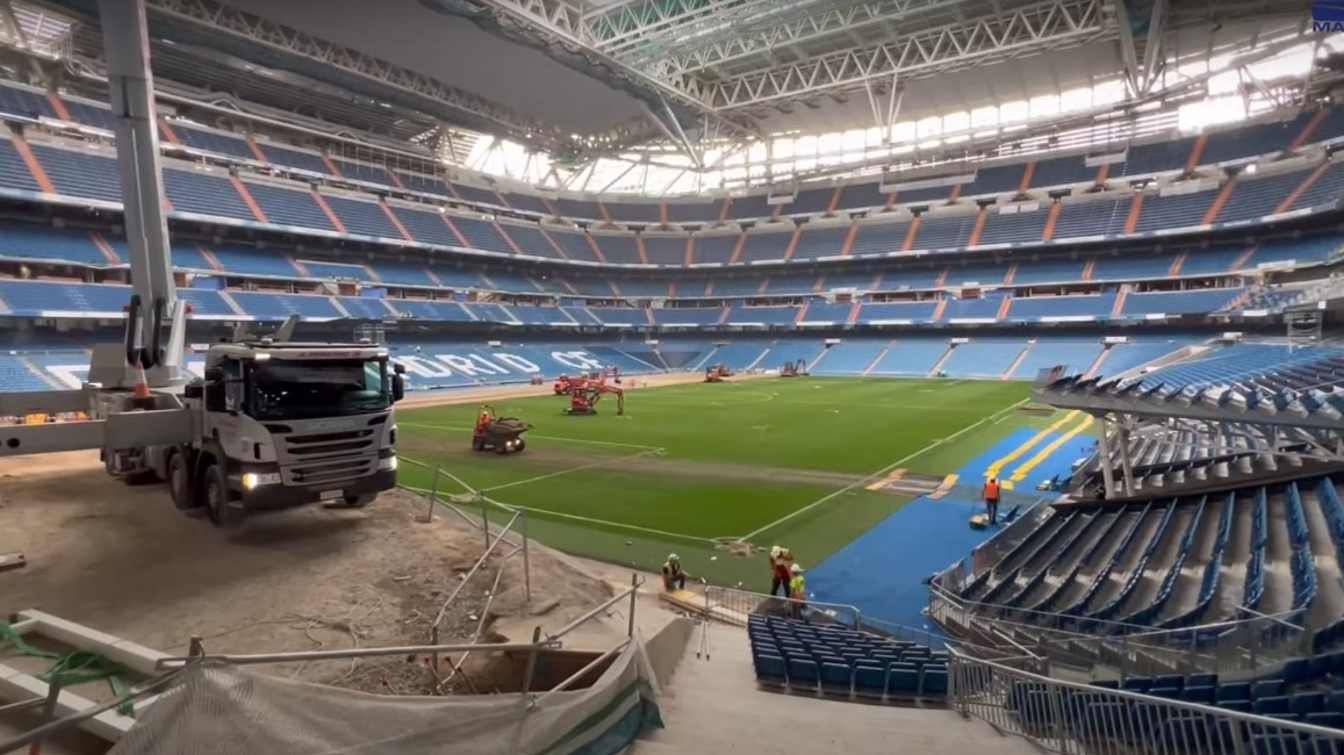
[241,472,281,490]
[378,456,398,471]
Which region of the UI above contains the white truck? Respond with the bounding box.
[3,319,406,528]
[0,0,405,527]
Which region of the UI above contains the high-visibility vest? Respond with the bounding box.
[984,480,1000,500]
[789,575,805,598]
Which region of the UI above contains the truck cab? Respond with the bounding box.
[157,341,405,527]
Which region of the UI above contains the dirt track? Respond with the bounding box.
[0,452,646,684]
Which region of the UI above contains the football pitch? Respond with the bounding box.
[396,377,1049,587]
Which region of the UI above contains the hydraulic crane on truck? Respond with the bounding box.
[0,0,404,528]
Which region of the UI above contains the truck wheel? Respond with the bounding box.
[168,452,199,512]
[203,463,244,529]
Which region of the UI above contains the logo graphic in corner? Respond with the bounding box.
[1314,1,1344,31]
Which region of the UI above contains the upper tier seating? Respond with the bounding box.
[0,225,107,266]
[29,144,121,203]
[1,124,1343,271]
[0,280,131,315]
[494,191,547,215]
[163,169,256,222]
[1131,190,1215,234]
[978,209,1049,246]
[912,214,975,250]
[1008,294,1115,320]
[692,235,739,265]
[739,231,792,263]
[390,204,461,247]
[0,138,40,193]
[604,201,660,224]
[1121,288,1242,317]
[324,196,401,239]
[787,187,836,215]
[172,125,255,161]
[257,142,330,175]
[329,159,391,186]
[592,234,642,265]
[245,182,336,231]
[451,217,513,255]
[666,200,719,224]
[653,307,722,326]
[847,223,907,258]
[209,244,299,278]
[1051,198,1128,239]
[0,83,55,120]
[229,291,343,320]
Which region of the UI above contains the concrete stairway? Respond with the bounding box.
[630,622,1036,755]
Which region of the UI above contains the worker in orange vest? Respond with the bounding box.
[475,404,494,434]
[983,477,1001,525]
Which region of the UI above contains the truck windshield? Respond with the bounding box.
[248,358,390,420]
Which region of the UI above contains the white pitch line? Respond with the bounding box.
[481,449,659,493]
[403,485,717,544]
[735,397,1030,543]
[398,421,666,451]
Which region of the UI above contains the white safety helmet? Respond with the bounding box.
[770,546,782,558]
[791,564,804,574]
[668,553,679,562]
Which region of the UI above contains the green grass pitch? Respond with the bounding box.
[395,377,1040,587]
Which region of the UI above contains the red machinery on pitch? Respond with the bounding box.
[560,374,624,415]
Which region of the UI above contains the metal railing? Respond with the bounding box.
[928,582,1309,679]
[947,645,1344,755]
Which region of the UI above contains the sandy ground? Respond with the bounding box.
[0,372,757,751]
[0,449,688,728]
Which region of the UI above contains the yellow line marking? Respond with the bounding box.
[1007,414,1094,485]
[983,410,1080,480]
[864,467,906,491]
[928,473,959,500]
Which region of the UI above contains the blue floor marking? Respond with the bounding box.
[808,494,992,632]
[808,424,1092,630]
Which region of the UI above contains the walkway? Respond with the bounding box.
[630,622,1037,755]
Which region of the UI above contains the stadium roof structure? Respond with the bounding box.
[3,0,1338,194]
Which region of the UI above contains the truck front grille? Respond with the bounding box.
[282,457,375,486]
[282,429,376,460]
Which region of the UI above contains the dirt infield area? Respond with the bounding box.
[0,451,677,692]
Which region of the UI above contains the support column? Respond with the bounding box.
[1095,413,1116,498]
[1117,424,1136,496]
[100,0,181,382]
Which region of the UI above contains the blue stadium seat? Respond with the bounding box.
[30,144,121,203]
[245,182,336,231]
[172,124,256,161]
[164,169,255,222]
[258,142,330,175]
[0,139,40,193]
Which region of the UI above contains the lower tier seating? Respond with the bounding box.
[749,615,949,702]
